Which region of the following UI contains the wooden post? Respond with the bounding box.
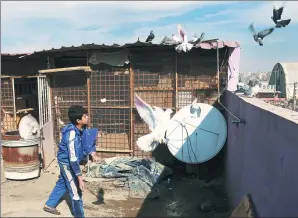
[11,78,17,129]
[87,73,91,127]
[129,53,134,157]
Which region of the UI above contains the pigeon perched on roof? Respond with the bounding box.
[244,79,260,97]
[145,30,155,43]
[134,93,173,152]
[189,34,198,43]
[248,23,275,46]
[175,24,193,53]
[189,32,205,44]
[172,33,182,43]
[198,32,205,43]
[272,1,291,28]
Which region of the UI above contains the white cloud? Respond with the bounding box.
[1,1,297,72]
[1,1,233,53]
[197,1,298,27]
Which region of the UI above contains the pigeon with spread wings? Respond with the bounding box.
[272,1,291,28]
[175,24,193,53]
[248,23,275,46]
[134,93,173,152]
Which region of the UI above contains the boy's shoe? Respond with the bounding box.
[43,205,61,215]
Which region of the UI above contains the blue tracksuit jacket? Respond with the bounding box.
[57,123,97,176]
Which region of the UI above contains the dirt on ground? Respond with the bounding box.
[1,161,231,217]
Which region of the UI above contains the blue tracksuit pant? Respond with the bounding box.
[45,162,84,218]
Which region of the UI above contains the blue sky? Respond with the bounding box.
[1,1,297,72]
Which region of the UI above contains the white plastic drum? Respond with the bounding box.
[166,103,227,164]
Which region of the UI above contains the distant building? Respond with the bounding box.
[269,62,298,99]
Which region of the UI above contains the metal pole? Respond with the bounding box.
[293,82,297,111]
[274,67,277,105]
[175,51,178,110]
[216,41,220,95]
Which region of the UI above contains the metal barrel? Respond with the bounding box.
[1,138,41,180]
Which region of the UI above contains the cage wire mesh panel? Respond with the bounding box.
[90,66,131,158]
[132,48,176,158]
[177,48,228,108]
[38,76,51,127]
[90,67,130,107]
[1,77,15,133]
[50,72,88,145]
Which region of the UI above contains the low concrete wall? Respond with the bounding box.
[223,91,298,217]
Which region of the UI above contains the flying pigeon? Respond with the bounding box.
[172,33,182,43]
[190,98,201,118]
[175,24,193,53]
[272,2,291,28]
[134,93,173,152]
[244,79,260,97]
[145,30,155,43]
[248,23,275,46]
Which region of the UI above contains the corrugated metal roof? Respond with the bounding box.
[279,62,298,85]
[1,53,32,56]
[22,39,240,57]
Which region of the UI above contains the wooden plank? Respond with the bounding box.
[87,74,91,126]
[42,121,56,170]
[38,66,92,74]
[129,53,135,157]
[96,148,133,153]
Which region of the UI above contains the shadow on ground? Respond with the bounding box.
[133,144,231,218]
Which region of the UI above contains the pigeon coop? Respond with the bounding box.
[35,41,239,159]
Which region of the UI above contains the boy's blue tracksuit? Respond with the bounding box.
[45,124,98,218]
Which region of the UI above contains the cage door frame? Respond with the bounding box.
[37,75,55,169]
[37,75,52,127]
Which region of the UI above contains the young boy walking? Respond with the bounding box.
[43,105,99,217]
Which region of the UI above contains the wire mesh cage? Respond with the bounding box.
[50,72,88,144]
[90,68,130,108]
[1,78,15,133]
[47,46,230,159]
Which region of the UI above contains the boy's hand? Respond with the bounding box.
[90,152,100,163]
[78,176,85,192]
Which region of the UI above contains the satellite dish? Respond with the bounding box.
[18,114,40,140]
[166,103,227,164]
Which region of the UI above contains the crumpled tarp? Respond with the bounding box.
[85,156,173,198]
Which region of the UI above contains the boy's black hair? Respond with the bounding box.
[68,105,88,125]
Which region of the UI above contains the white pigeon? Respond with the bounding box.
[175,24,193,53]
[190,98,201,118]
[134,93,173,152]
[100,98,107,103]
[172,33,182,43]
[245,79,260,97]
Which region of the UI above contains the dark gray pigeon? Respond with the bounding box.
[248,23,275,46]
[189,32,205,44]
[145,30,155,43]
[198,32,205,43]
[272,2,291,28]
